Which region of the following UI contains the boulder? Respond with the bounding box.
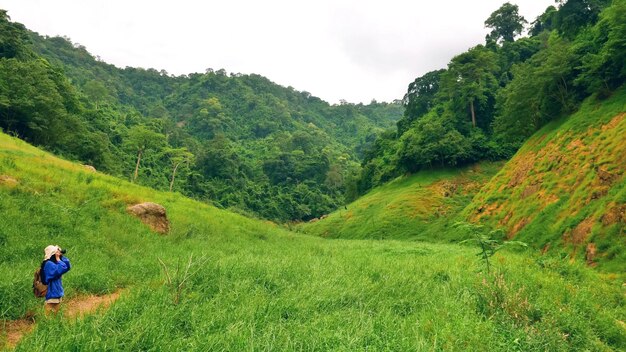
[126,202,170,234]
[83,165,97,172]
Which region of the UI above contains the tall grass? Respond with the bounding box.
[1,133,625,351]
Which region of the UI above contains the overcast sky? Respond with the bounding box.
[1,0,555,104]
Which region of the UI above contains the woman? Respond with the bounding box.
[42,245,71,314]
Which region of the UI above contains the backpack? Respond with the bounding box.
[33,266,48,298]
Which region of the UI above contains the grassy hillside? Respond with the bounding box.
[1,133,625,351]
[464,88,626,272]
[296,162,503,241]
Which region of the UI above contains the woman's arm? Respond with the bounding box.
[44,258,70,280]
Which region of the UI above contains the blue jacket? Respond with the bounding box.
[43,257,71,299]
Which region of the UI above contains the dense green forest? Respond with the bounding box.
[359,0,625,193]
[1,0,625,221]
[0,9,401,221]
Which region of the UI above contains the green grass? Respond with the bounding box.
[1,133,625,351]
[296,162,503,242]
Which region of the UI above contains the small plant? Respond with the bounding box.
[158,254,210,304]
[457,222,527,273]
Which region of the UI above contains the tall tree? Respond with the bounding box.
[484,2,527,44]
[441,46,499,129]
[553,0,611,39]
[126,125,167,182]
[494,35,579,142]
[530,6,558,36]
[164,147,194,191]
[398,69,445,135]
[0,10,33,60]
[83,80,108,110]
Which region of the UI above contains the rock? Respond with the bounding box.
[126,202,170,234]
[84,165,97,172]
[0,175,18,187]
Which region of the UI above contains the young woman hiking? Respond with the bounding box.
[42,245,71,315]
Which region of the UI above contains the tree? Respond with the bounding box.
[553,0,611,39]
[441,46,499,129]
[494,35,579,142]
[484,2,528,44]
[164,147,194,191]
[576,0,626,94]
[398,69,445,135]
[530,6,558,36]
[0,10,33,60]
[397,116,469,172]
[126,125,167,182]
[83,80,108,110]
[0,58,79,147]
[188,97,232,140]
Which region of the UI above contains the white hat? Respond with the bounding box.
[44,245,59,260]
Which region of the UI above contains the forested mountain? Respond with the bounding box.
[1,0,624,222]
[0,9,402,221]
[358,0,625,194]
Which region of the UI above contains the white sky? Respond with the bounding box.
[0,0,555,104]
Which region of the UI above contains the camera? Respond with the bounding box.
[60,248,67,254]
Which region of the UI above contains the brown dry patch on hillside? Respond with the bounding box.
[508,217,531,239]
[461,181,482,194]
[500,212,513,226]
[521,184,540,199]
[472,202,505,222]
[585,242,597,266]
[602,203,626,226]
[563,217,595,245]
[596,166,618,186]
[601,113,624,131]
[431,180,457,196]
[566,139,591,156]
[507,153,537,188]
[536,190,559,207]
[1,291,122,350]
[0,175,19,188]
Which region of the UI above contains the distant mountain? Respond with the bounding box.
[0,9,403,222]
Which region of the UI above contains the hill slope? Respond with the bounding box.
[296,162,502,241]
[1,133,624,351]
[464,89,626,272]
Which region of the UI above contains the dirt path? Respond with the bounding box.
[1,291,122,350]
